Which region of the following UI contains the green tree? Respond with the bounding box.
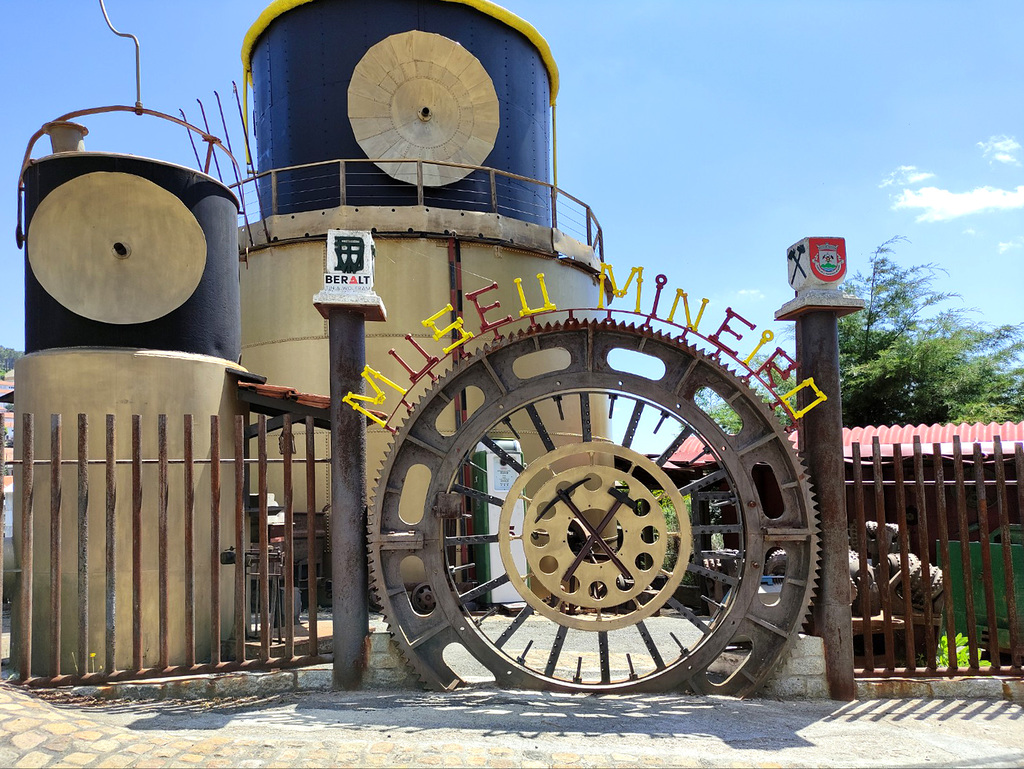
[0,347,22,376]
[838,237,1024,427]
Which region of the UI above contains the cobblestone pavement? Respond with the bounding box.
[0,680,1022,768]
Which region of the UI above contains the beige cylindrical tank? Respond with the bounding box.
[13,350,246,676]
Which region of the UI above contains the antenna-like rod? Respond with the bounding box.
[98,0,143,112]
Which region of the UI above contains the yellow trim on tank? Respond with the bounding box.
[240,0,559,105]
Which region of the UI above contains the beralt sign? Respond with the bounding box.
[324,230,375,291]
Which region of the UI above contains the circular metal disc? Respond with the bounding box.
[27,172,207,325]
[348,30,500,186]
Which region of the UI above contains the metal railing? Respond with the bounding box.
[230,157,604,260]
[5,412,331,687]
[846,435,1023,677]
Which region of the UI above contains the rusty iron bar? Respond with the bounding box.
[19,413,35,681]
[972,441,1001,670]
[283,414,295,660]
[49,414,62,678]
[105,415,117,675]
[158,415,170,670]
[210,415,221,666]
[132,416,143,671]
[77,414,89,676]
[234,416,245,663]
[993,437,1020,671]
[911,438,936,671]
[1014,443,1024,668]
[850,442,874,672]
[891,444,916,670]
[870,437,896,671]
[489,169,498,213]
[183,414,196,669]
[951,436,980,668]
[338,160,347,207]
[258,415,270,661]
[328,310,371,688]
[305,417,318,655]
[931,442,958,674]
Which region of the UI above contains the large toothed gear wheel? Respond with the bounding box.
[369,320,818,696]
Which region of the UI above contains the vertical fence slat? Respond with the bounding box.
[210,415,221,666]
[183,414,195,669]
[870,437,895,671]
[49,414,62,678]
[892,443,916,670]
[912,437,936,671]
[19,413,34,681]
[283,414,295,659]
[258,416,270,660]
[234,415,245,663]
[952,436,980,668]
[972,442,1000,670]
[851,442,873,672]
[132,415,143,672]
[992,437,1019,671]
[158,415,169,670]
[932,442,957,674]
[305,417,318,655]
[77,414,88,675]
[104,415,116,676]
[1014,444,1024,668]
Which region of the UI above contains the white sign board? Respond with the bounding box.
[324,230,375,293]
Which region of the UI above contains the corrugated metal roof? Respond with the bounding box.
[666,421,1024,467]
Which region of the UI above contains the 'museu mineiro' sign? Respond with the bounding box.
[342,257,831,433]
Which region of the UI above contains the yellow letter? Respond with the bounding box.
[422,304,475,355]
[779,377,827,419]
[514,273,557,317]
[666,290,709,331]
[743,329,775,365]
[342,365,409,427]
[597,264,644,311]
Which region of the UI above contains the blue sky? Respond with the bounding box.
[2,0,1022,352]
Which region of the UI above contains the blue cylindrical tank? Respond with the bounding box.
[246,0,553,224]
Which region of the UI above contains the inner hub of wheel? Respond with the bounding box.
[498,441,692,631]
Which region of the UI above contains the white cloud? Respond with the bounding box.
[998,238,1024,254]
[892,185,1024,222]
[879,165,936,188]
[736,289,765,301]
[978,135,1021,166]
[962,228,976,235]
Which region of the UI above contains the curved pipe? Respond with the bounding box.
[98,0,142,111]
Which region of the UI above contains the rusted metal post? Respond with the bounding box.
[315,230,386,690]
[327,311,369,688]
[776,236,863,701]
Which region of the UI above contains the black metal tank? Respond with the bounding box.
[22,153,241,361]
[247,0,553,224]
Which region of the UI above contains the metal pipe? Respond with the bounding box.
[210,416,221,666]
[104,415,117,675]
[19,414,35,681]
[283,414,295,660]
[131,416,143,671]
[97,0,142,111]
[305,417,318,656]
[328,311,370,688]
[234,416,246,663]
[77,414,89,675]
[184,414,196,669]
[49,414,62,677]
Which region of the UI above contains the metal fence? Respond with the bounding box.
[847,436,1023,677]
[230,157,604,260]
[4,412,331,687]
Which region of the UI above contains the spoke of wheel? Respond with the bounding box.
[481,437,525,473]
[445,533,500,546]
[598,631,611,683]
[545,625,569,677]
[636,620,665,669]
[669,597,711,635]
[495,604,535,648]
[655,425,695,467]
[679,469,727,496]
[622,400,645,449]
[525,404,556,452]
[558,489,631,578]
[580,393,592,442]
[460,573,510,604]
[687,563,739,586]
[653,410,670,435]
[553,395,565,421]
[452,483,503,508]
